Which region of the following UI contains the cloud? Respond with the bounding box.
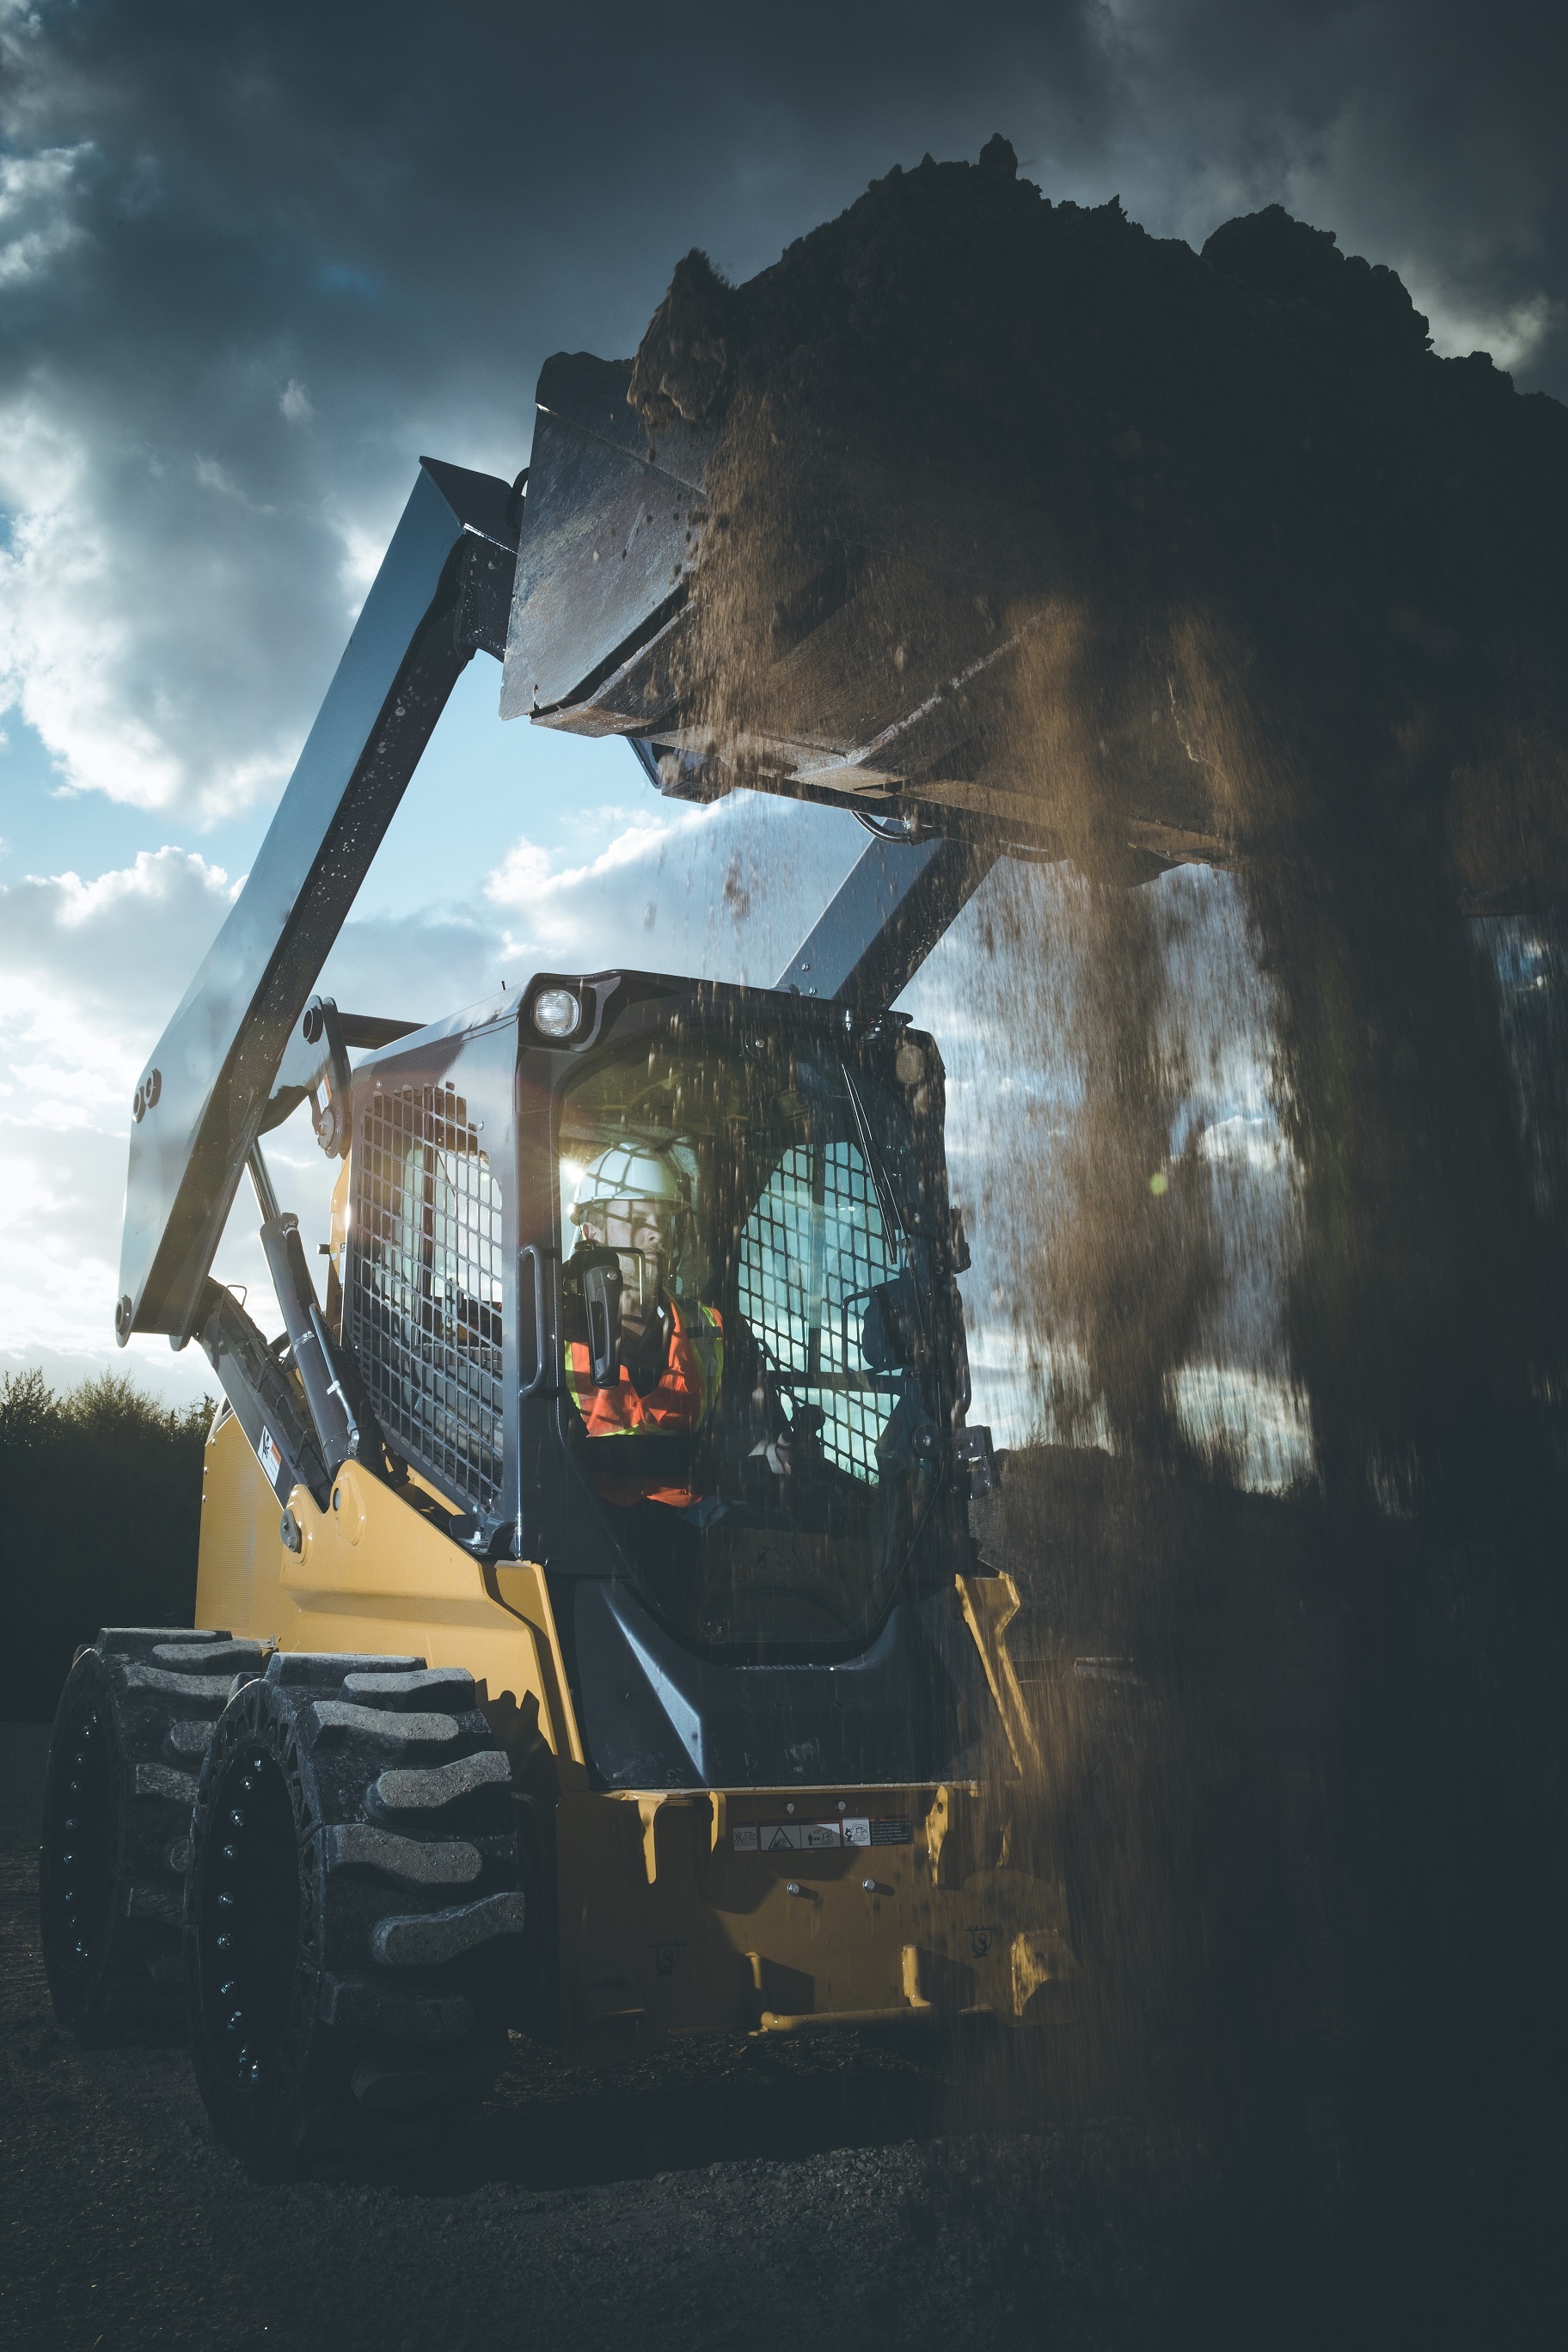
[1418,288,1564,371]
[0,839,512,1369]
[0,386,327,816]
[0,846,238,1036]
[0,847,226,1361]
[0,3,1093,826]
[485,790,864,986]
[0,1339,219,1409]
[1087,1,1567,383]
[0,143,90,284]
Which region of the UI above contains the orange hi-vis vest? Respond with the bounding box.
[565,1295,724,1509]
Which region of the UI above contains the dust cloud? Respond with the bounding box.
[631,140,1568,2331]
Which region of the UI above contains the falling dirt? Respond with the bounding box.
[635,137,1568,899]
[632,127,1568,1513]
[627,138,1568,2333]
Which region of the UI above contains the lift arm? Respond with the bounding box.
[115,352,1007,1515]
[116,458,519,1350]
[775,831,997,1008]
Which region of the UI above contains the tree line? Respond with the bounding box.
[0,1369,210,1718]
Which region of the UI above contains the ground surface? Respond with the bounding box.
[1,1721,1230,2352]
[7,1713,1559,2351]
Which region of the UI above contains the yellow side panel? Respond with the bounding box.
[195,1407,278,1635]
[193,1420,576,1767]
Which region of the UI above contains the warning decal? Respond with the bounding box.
[734,1816,902,1852]
[258,1426,284,1490]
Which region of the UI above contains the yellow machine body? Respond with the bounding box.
[197,1408,1075,2058]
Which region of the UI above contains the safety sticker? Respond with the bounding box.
[258,1425,284,1489]
[870,1817,913,1846]
[734,1816,883,1852]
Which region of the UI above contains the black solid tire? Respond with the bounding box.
[186,1650,522,2175]
[40,1629,266,2037]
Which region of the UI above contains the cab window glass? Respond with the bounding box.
[557,1028,944,1656]
[738,1139,898,1484]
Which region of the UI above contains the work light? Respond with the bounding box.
[532,987,583,1039]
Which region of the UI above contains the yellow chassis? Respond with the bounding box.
[197,1410,1075,2059]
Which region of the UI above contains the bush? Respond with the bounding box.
[0,1369,213,1719]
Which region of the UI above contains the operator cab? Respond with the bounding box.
[345,971,996,1790]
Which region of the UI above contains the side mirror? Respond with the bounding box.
[861,1276,916,1371]
[580,1251,623,1388]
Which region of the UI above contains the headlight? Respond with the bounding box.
[532,987,583,1040]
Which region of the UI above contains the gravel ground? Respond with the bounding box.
[7,1712,1559,2351]
[1,1721,1230,2352]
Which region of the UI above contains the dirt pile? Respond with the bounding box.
[634,139,1568,903]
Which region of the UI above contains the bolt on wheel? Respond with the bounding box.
[187,1651,523,2176]
[40,1629,266,2037]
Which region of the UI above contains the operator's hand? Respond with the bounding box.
[750,1401,826,1479]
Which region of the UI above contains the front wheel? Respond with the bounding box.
[186,1650,523,2174]
[40,1628,266,2037]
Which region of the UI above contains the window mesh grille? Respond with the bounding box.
[346,1083,505,1513]
[738,1141,899,1483]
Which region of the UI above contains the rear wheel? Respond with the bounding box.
[40,1629,266,2037]
[186,1650,522,2174]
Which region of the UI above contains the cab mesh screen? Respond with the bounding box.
[738,1140,898,1483]
[346,1083,505,1514]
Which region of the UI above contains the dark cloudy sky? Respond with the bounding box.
[1,0,1563,1399]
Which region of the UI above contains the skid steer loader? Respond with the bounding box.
[39,356,1076,2175]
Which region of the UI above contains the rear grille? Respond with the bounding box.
[346,1083,505,1515]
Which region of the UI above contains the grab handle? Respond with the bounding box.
[518,1245,551,1397]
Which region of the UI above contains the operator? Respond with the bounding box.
[563,1143,724,1510]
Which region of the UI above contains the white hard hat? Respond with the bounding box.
[570,1142,688,1224]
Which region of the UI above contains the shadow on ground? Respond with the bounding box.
[0,1720,1208,2352]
